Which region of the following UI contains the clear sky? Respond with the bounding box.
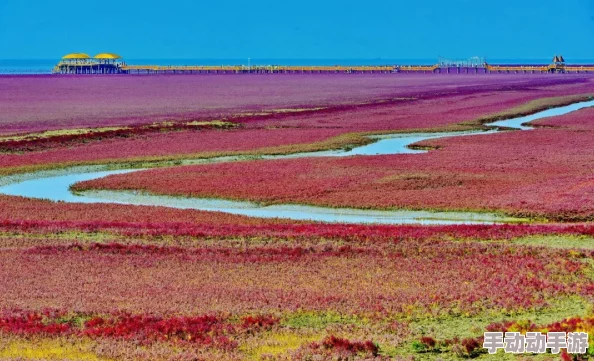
[1,0,593,60]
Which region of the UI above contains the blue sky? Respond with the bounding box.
[0,0,593,60]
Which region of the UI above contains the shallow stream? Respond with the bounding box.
[2,100,593,225]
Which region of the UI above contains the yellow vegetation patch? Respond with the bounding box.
[0,120,236,144]
[0,338,109,361]
[270,107,325,113]
[238,107,326,118]
[0,127,131,142]
[240,331,320,360]
[184,120,236,127]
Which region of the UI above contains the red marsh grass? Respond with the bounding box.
[1,80,593,175]
[0,240,590,317]
[1,73,592,135]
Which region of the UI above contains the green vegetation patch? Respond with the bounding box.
[510,234,594,249]
[281,311,368,329]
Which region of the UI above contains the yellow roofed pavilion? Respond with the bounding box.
[62,53,91,59]
[94,53,122,59]
[55,52,123,74]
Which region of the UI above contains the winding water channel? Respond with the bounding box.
[2,100,594,225]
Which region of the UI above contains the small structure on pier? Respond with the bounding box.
[553,55,565,64]
[550,55,566,73]
[438,56,486,68]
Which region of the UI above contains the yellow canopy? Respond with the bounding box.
[94,53,122,60]
[62,53,91,59]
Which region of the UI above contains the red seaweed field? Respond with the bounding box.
[1,73,589,134]
[2,73,594,360]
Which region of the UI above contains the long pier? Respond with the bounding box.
[52,53,594,75]
[120,65,395,74]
